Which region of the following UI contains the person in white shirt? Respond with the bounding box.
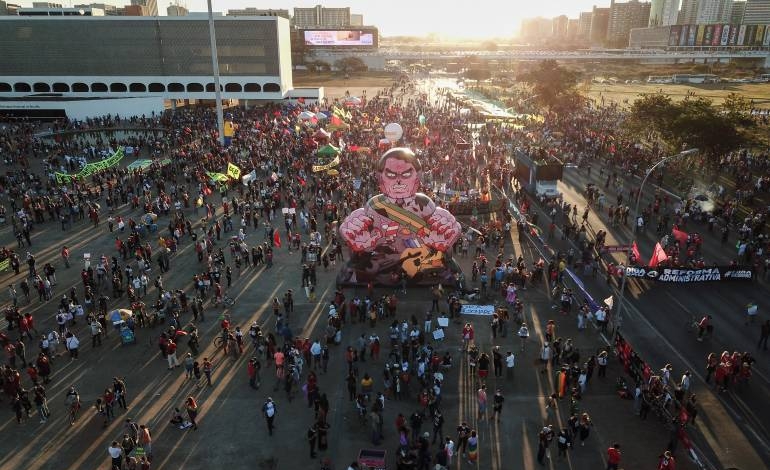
[107,441,123,468]
[540,343,551,373]
[517,324,530,352]
[680,371,691,394]
[505,351,515,379]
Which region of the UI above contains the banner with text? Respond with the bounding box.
[623,266,754,283]
[460,304,495,315]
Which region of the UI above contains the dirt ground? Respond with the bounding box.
[584,82,770,109]
[293,72,397,100]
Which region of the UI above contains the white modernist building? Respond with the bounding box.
[0,16,321,120]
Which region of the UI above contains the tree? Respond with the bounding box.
[464,68,492,84]
[518,60,578,110]
[627,93,678,144]
[627,94,743,158]
[721,92,754,127]
[670,96,742,157]
[334,57,368,74]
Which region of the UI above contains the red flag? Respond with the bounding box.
[273,230,282,248]
[672,225,688,246]
[632,241,641,262]
[648,242,668,268]
[330,115,343,127]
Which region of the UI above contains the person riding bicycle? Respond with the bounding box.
[697,315,712,341]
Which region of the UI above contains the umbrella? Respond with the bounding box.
[315,112,329,120]
[298,111,316,121]
[343,96,362,107]
[317,144,340,157]
[327,169,339,176]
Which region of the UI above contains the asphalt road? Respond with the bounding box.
[551,162,770,469]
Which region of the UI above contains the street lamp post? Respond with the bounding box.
[207,0,225,146]
[613,148,698,332]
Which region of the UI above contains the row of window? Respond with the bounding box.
[0,81,282,94]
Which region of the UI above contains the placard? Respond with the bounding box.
[460,305,495,315]
[432,329,445,340]
[437,317,449,327]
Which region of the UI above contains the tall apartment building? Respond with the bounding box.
[293,4,350,27]
[649,0,681,25]
[730,0,747,21]
[226,8,289,19]
[166,4,187,16]
[694,0,733,23]
[567,18,581,39]
[678,0,698,23]
[520,17,554,42]
[607,0,651,47]
[578,11,593,39]
[743,0,770,23]
[130,0,156,16]
[590,7,611,45]
[350,13,363,26]
[552,15,569,37]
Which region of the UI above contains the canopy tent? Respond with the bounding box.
[298,111,316,121]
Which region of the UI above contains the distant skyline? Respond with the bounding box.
[14,0,611,37]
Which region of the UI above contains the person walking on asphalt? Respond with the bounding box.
[263,397,276,436]
[307,422,318,458]
[759,320,770,350]
[606,443,621,470]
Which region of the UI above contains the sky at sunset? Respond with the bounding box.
[20,0,607,37]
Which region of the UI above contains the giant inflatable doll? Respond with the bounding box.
[339,147,462,285]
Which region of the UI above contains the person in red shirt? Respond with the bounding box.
[606,443,621,470]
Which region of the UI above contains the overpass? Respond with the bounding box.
[305,49,770,70]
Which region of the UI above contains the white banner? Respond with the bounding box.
[461,305,495,316]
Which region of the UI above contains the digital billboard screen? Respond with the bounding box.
[303,30,377,47]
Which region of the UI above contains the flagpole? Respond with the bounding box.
[207,0,225,146]
[613,148,698,334]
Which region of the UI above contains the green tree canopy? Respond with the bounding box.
[518,60,578,110]
[627,94,743,157]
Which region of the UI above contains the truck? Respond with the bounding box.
[511,149,563,199]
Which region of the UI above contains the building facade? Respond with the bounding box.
[350,13,363,26]
[695,0,733,23]
[226,8,290,19]
[578,11,593,39]
[129,0,156,16]
[75,3,119,15]
[731,0,747,22]
[607,0,652,47]
[18,6,105,15]
[590,7,611,44]
[744,0,770,23]
[649,0,681,26]
[552,15,569,37]
[0,16,307,119]
[166,4,188,16]
[293,4,350,27]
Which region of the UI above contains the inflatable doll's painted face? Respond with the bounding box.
[379,157,419,199]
